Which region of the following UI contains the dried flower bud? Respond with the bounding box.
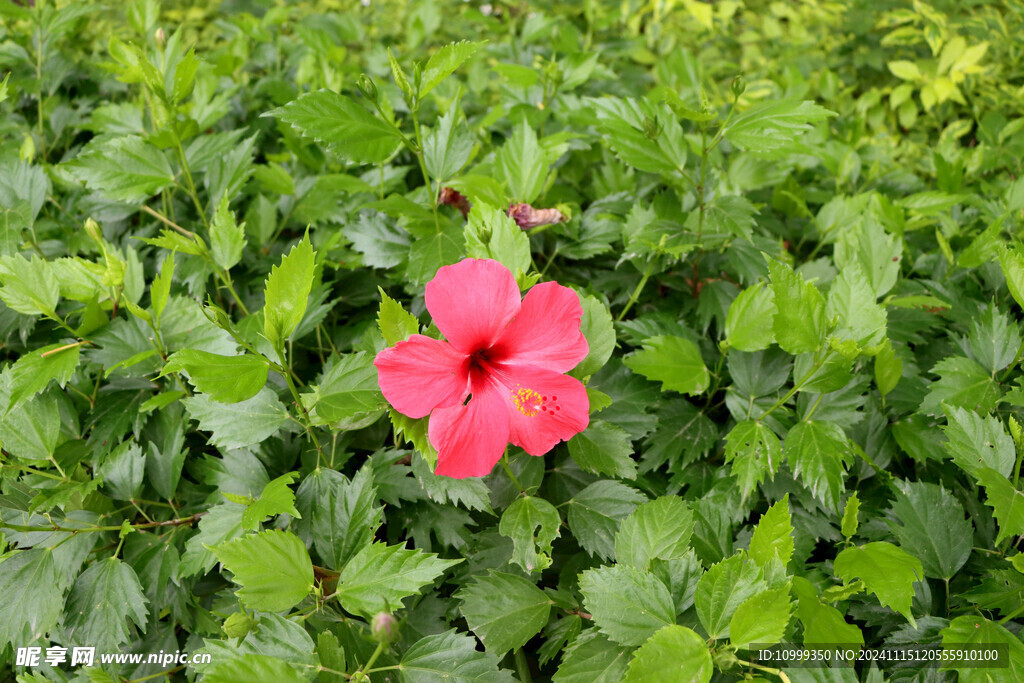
[371,612,398,644]
[438,187,471,217]
[507,203,568,230]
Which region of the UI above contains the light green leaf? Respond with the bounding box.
[553,630,630,683]
[784,420,852,511]
[419,40,485,99]
[210,196,246,271]
[0,548,63,648]
[728,586,793,650]
[976,467,1024,545]
[5,342,80,414]
[163,350,269,404]
[498,495,560,573]
[343,212,411,269]
[495,122,549,204]
[568,421,637,479]
[567,480,647,560]
[623,335,709,395]
[464,202,531,275]
[695,553,766,639]
[888,60,922,80]
[591,97,687,174]
[377,288,420,347]
[423,96,473,182]
[615,496,694,570]
[725,282,777,352]
[874,339,902,397]
[458,571,552,655]
[179,502,245,578]
[724,420,782,498]
[920,357,1002,416]
[578,564,676,646]
[203,654,307,683]
[66,135,174,201]
[768,259,826,354]
[572,295,615,378]
[62,557,149,651]
[212,530,313,612]
[303,352,384,424]
[941,615,1024,682]
[834,542,923,625]
[336,542,460,616]
[398,630,514,682]
[826,262,886,349]
[150,252,174,322]
[0,254,60,316]
[263,234,316,347]
[624,625,712,683]
[792,577,864,646]
[183,387,288,450]
[999,246,1024,312]
[887,480,972,579]
[723,99,835,152]
[968,306,1021,374]
[749,494,794,568]
[942,405,1015,479]
[269,91,402,164]
[242,472,301,531]
[841,493,860,538]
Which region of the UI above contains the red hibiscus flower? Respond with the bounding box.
[374,259,590,478]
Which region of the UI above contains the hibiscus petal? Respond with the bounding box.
[429,376,510,478]
[424,259,521,354]
[489,281,589,373]
[374,334,469,419]
[496,364,590,456]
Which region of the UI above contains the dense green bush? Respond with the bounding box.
[1,0,1024,680]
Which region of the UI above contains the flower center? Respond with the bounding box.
[510,386,559,417]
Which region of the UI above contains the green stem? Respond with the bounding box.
[174,141,209,230]
[514,648,533,683]
[500,451,525,494]
[276,353,323,455]
[759,349,833,421]
[0,512,205,534]
[411,111,441,233]
[354,641,387,680]
[616,260,656,322]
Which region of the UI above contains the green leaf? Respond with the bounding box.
[0,548,63,648]
[567,421,637,479]
[263,234,316,347]
[458,571,552,655]
[66,135,174,201]
[723,99,835,152]
[841,492,860,538]
[423,96,473,182]
[874,339,902,397]
[150,252,174,322]
[826,262,887,349]
[748,494,794,568]
[623,335,709,395]
[942,405,1015,479]
[179,502,245,578]
[724,420,782,499]
[495,122,550,204]
[183,387,288,450]
[203,654,307,683]
[888,60,922,80]
[921,357,1002,416]
[968,306,1021,374]
[0,254,60,316]
[615,496,694,570]
[269,91,402,164]
[210,196,246,271]
[578,564,676,646]
[835,217,901,298]
[211,530,313,612]
[941,615,1024,682]
[887,480,972,579]
[498,495,560,573]
[553,630,630,682]
[419,40,485,99]
[398,630,514,682]
[5,342,80,414]
[573,295,615,378]
[784,420,852,511]
[303,352,384,424]
[336,542,460,616]
[377,288,420,346]
[411,453,492,511]
[768,259,826,354]
[725,282,777,352]
[624,625,712,683]
[100,439,145,500]
[242,472,301,531]
[591,97,687,174]
[977,467,1024,545]
[999,246,1024,312]
[792,577,864,646]
[163,350,269,404]
[62,556,149,651]
[0,390,61,461]
[728,586,793,650]
[695,553,766,639]
[834,542,923,625]
[567,480,647,560]
[464,202,532,275]
[296,467,381,570]
[343,212,411,269]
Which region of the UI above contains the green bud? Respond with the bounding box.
[356,74,378,102]
[84,218,103,244]
[371,612,398,644]
[642,115,660,140]
[731,75,746,98]
[155,28,166,49]
[223,612,255,639]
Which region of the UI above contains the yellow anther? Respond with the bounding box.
[511,386,542,417]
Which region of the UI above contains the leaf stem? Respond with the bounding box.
[514,648,533,683]
[0,512,206,535]
[500,451,525,494]
[616,260,656,322]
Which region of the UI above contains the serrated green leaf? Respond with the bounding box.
[398,629,514,682]
[183,387,288,450]
[242,472,301,531]
[591,97,687,174]
[419,40,485,99]
[624,625,712,683]
[725,282,777,352]
[615,496,694,570]
[212,530,313,612]
[567,480,647,560]
[887,480,971,579]
[423,96,473,182]
[784,420,852,511]
[941,615,1024,682]
[336,542,460,616]
[62,557,149,651]
[163,350,269,404]
[623,335,709,395]
[572,295,615,378]
[768,259,826,354]
[834,542,923,625]
[977,467,1024,545]
[464,202,531,275]
[498,495,560,573]
[841,492,860,538]
[567,421,637,479]
[728,586,793,650]
[203,654,307,683]
[67,135,174,201]
[377,289,420,346]
[749,494,794,568]
[210,196,246,271]
[264,234,315,347]
[0,548,63,648]
[0,254,60,316]
[942,405,1015,479]
[579,564,676,646]
[724,420,782,498]
[343,212,411,269]
[695,553,766,639]
[458,571,552,655]
[792,577,864,646]
[303,352,384,423]
[724,99,835,152]
[495,122,550,204]
[921,356,1002,416]
[269,91,402,164]
[5,342,80,414]
[826,262,887,349]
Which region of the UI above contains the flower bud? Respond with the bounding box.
[356,74,378,102]
[731,75,746,98]
[371,612,398,644]
[223,612,255,639]
[155,28,166,49]
[84,218,103,244]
